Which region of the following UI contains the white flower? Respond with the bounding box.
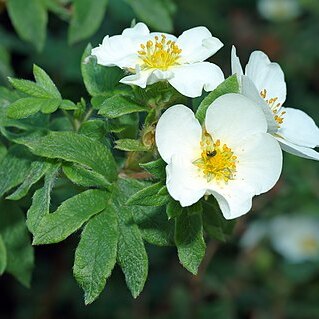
[231,46,319,160]
[91,22,225,98]
[155,93,282,219]
[270,216,319,263]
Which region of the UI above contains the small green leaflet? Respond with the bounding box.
[115,139,148,152]
[175,212,206,275]
[33,189,109,245]
[196,75,239,123]
[0,201,34,287]
[0,234,7,275]
[73,208,118,305]
[140,158,166,179]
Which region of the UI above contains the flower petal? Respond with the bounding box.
[236,133,282,194]
[231,46,244,79]
[120,66,173,88]
[168,62,224,98]
[176,26,223,63]
[166,155,207,207]
[276,136,319,160]
[208,181,255,220]
[241,76,278,134]
[205,93,268,149]
[155,104,202,163]
[278,107,319,148]
[245,51,286,106]
[122,22,150,39]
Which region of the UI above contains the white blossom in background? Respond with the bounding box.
[91,22,225,98]
[155,93,282,219]
[231,46,319,160]
[270,216,319,263]
[257,0,301,22]
[240,221,268,249]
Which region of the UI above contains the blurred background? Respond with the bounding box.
[0,0,319,318]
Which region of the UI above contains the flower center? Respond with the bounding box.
[260,89,286,126]
[137,34,182,71]
[193,131,237,183]
[300,237,319,255]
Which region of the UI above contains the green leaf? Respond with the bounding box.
[175,213,206,275]
[0,234,7,275]
[126,0,175,32]
[33,64,61,99]
[81,44,124,97]
[196,75,239,123]
[112,180,148,298]
[0,146,31,198]
[166,199,183,220]
[7,97,61,119]
[7,0,47,51]
[98,95,148,118]
[127,182,170,206]
[0,143,7,162]
[73,208,118,305]
[33,189,108,245]
[118,178,174,246]
[0,201,34,287]
[7,161,51,200]
[8,78,51,98]
[115,139,148,152]
[140,158,166,179]
[20,131,117,184]
[69,0,109,44]
[26,164,60,235]
[202,198,236,242]
[63,163,110,188]
[60,99,78,110]
[79,119,108,142]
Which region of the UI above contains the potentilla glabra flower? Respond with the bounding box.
[231,46,319,160]
[155,94,283,219]
[91,23,225,98]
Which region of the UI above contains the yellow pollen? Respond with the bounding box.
[300,237,319,254]
[260,89,285,127]
[193,131,237,183]
[137,34,182,70]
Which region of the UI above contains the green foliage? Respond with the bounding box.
[81,44,124,97]
[0,201,34,287]
[0,234,7,275]
[196,75,239,123]
[98,95,148,118]
[175,211,206,275]
[69,0,109,44]
[126,0,176,32]
[140,158,167,179]
[73,208,118,305]
[115,138,148,152]
[7,0,48,51]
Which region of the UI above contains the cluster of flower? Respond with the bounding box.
[92,23,319,220]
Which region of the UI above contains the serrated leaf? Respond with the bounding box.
[63,163,110,188]
[140,158,166,179]
[126,0,174,32]
[98,95,148,118]
[175,213,206,275]
[166,199,183,219]
[113,180,148,298]
[81,44,124,97]
[7,0,47,51]
[7,97,61,119]
[0,234,7,275]
[20,131,117,183]
[115,139,148,152]
[119,178,174,247]
[33,64,61,99]
[0,146,31,198]
[79,119,108,142]
[73,208,118,305]
[196,75,239,123]
[8,77,52,98]
[7,160,51,200]
[33,189,108,245]
[127,182,170,206]
[69,0,109,44]
[26,164,60,235]
[0,201,34,287]
[60,99,78,110]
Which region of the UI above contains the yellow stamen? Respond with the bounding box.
[137,34,182,70]
[193,131,237,183]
